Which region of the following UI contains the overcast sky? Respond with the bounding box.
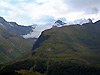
[0,0,100,26]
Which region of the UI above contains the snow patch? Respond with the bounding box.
[22,21,67,38]
[9,23,14,27]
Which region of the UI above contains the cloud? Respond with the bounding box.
[64,0,100,11]
[86,7,99,14]
[0,0,68,25]
[32,16,55,25]
[36,0,48,3]
[0,0,100,25]
[57,17,66,22]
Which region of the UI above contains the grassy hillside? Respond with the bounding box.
[2,22,100,75]
[0,28,32,64]
[32,23,100,64]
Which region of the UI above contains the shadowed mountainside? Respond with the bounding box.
[0,27,32,64]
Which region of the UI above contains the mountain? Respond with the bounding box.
[0,17,36,43]
[22,20,67,39]
[0,17,67,43]
[94,20,100,25]
[0,27,32,64]
[0,17,33,35]
[80,18,93,25]
[2,21,100,75]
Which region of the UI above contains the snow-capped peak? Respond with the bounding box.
[51,20,67,28]
[80,18,93,25]
[55,20,66,25]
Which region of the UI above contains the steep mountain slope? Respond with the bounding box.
[32,22,100,64]
[0,17,33,35]
[0,27,32,64]
[2,21,100,75]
